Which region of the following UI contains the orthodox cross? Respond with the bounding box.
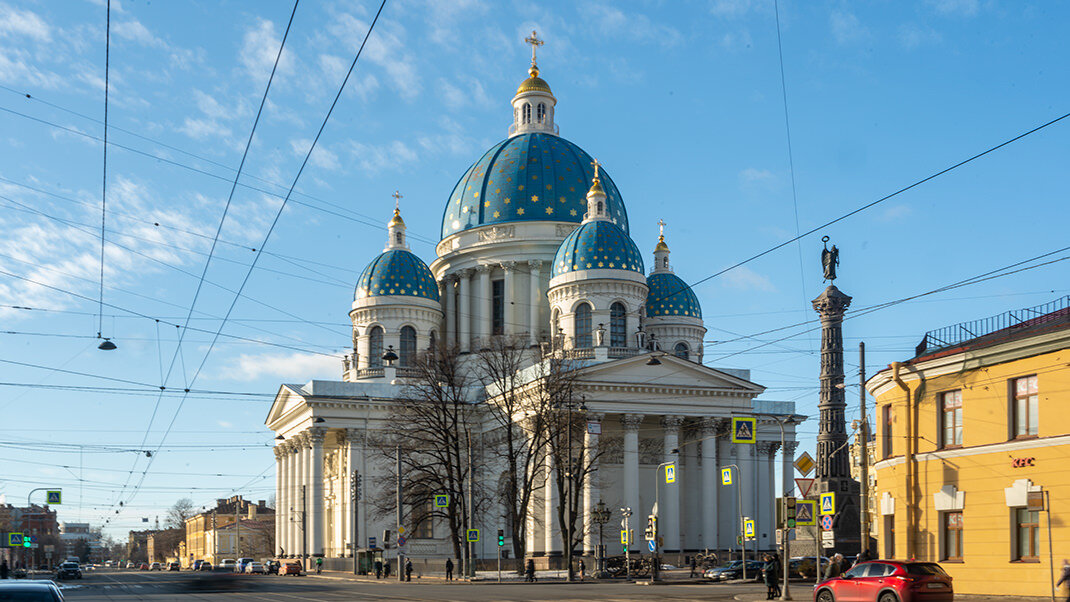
[524,30,544,67]
[657,218,666,239]
[392,190,403,210]
[591,158,601,180]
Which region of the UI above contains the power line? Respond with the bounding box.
[96,0,112,344]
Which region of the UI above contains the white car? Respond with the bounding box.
[218,559,237,571]
[245,562,266,574]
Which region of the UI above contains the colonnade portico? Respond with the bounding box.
[439,259,548,351]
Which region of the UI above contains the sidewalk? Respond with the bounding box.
[312,568,702,584]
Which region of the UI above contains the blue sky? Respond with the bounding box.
[0,0,1067,538]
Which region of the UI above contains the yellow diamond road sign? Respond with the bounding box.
[721,467,733,485]
[794,452,815,477]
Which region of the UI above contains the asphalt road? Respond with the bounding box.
[56,569,770,601]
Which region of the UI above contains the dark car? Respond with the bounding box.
[198,562,213,571]
[0,581,65,601]
[815,561,953,602]
[55,562,82,580]
[265,560,281,575]
[168,562,180,571]
[706,560,765,581]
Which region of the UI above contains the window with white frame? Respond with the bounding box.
[941,390,963,448]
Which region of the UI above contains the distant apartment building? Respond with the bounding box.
[0,503,59,568]
[848,421,878,549]
[184,496,273,566]
[60,522,103,562]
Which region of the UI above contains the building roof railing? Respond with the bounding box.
[915,295,1070,356]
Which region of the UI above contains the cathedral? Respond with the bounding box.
[266,34,801,567]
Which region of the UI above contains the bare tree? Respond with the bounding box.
[368,343,483,573]
[474,335,549,564]
[166,498,195,530]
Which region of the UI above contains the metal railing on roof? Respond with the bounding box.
[916,295,1070,356]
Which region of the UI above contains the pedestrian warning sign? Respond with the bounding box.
[620,530,629,545]
[744,519,755,539]
[46,490,62,505]
[665,464,676,484]
[434,494,449,508]
[795,500,816,526]
[7,533,24,547]
[731,417,757,444]
[721,467,733,485]
[466,529,479,542]
[821,492,836,516]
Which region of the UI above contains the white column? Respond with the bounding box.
[345,429,361,557]
[458,269,472,352]
[782,441,797,497]
[444,276,457,346]
[293,436,306,558]
[739,442,755,555]
[476,265,491,344]
[717,434,735,551]
[528,260,541,346]
[662,416,683,552]
[764,442,778,547]
[286,441,296,557]
[502,262,516,335]
[582,413,603,556]
[544,452,561,555]
[700,418,719,551]
[621,414,643,535]
[278,444,286,560]
[309,427,326,558]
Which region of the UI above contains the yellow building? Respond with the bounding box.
[183,496,274,567]
[865,298,1069,596]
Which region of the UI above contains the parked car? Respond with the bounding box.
[0,581,64,601]
[125,561,136,569]
[218,559,237,572]
[265,560,281,575]
[139,563,150,571]
[149,562,162,571]
[168,562,180,571]
[55,561,82,580]
[281,562,305,576]
[815,561,953,602]
[245,562,266,574]
[199,562,213,571]
[237,557,254,573]
[792,556,831,579]
[192,560,203,570]
[715,560,766,581]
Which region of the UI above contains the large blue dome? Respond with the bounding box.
[441,133,629,239]
[551,221,644,278]
[645,272,702,319]
[355,249,439,302]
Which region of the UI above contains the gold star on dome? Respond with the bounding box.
[570,209,577,216]
[504,197,511,204]
[545,207,553,214]
[518,208,525,215]
[531,195,539,202]
[493,211,500,218]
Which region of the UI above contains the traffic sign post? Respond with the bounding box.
[647,540,656,553]
[46,490,62,505]
[744,519,755,540]
[721,467,732,485]
[7,533,23,547]
[620,530,629,545]
[794,452,815,476]
[820,493,836,516]
[368,536,377,549]
[821,515,834,531]
[434,494,449,508]
[795,500,817,526]
[466,529,479,543]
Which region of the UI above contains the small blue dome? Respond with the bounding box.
[551,221,644,278]
[441,133,629,239]
[645,272,702,319]
[355,249,439,302]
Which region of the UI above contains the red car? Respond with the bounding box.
[814,561,953,602]
[139,563,150,571]
[281,562,305,576]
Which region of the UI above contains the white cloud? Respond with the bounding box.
[0,49,62,88]
[710,0,763,18]
[327,14,420,100]
[192,89,230,121]
[225,352,340,382]
[239,18,294,83]
[878,204,913,222]
[347,140,418,173]
[740,168,775,184]
[179,117,232,141]
[290,138,341,171]
[112,19,165,48]
[580,4,683,47]
[927,0,979,16]
[721,265,777,292]
[898,24,942,49]
[830,11,870,45]
[0,3,51,41]
[217,421,233,428]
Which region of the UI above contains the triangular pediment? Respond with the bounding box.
[572,353,765,395]
[264,384,310,429]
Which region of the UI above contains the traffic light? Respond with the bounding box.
[786,496,797,529]
[644,515,656,541]
[497,529,505,547]
[383,530,392,546]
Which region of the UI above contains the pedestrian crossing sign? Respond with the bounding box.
[731,417,757,444]
[744,519,755,539]
[821,492,836,516]
[721,467,732,485]
[620,530,629,545]
[466,529,479,542]
[795,500,817,526]
[46,490,61,505]
[665,464,676,484]
[7,533,23,547]
[434,494,449,508]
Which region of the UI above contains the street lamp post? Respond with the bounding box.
[620,507,632,581]
[591,500,611,575]
[720,464,746,581]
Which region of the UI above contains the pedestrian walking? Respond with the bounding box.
[525,558,536,582]
[577,558,585,581]
[763,555,781,600]
[1056,559,1070,602]
[0,559,8,580]
[405,558,413,582]
[689,555,698,578]
[853,549,872,567]
[374,559,383,579]
[824,554,844,581]
[445,558,453,581]
[384,562,391,579]
[315,557,322,574]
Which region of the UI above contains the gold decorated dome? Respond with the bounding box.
[654,235,670,252]
[389,207,405,228]
[516,65,552,95]
[587,176,605,196]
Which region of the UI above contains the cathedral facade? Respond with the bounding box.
[266,40,801,565]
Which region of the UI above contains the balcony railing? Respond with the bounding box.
[508,121,559,136]
[916,295,1070,355]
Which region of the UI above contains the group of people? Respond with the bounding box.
[762,553,783,599]
[371,558,414,581]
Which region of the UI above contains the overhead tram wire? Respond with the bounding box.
[645,110,1070,310]
[119,0,390,512]
[115,0,301,513]
[772,0,813,354]
[96,0,114,350]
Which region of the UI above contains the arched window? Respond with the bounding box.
[428,330,437,352]
[674,342,690,360]
[610,303,626,347]
[537,103,545,123]
[597,201,604,213]
[522,103,531,124]
[400,326,417,367]
[551,308,561,338]
[395,232,402,245]
[368,326,383,367]
[574,303,593,348]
